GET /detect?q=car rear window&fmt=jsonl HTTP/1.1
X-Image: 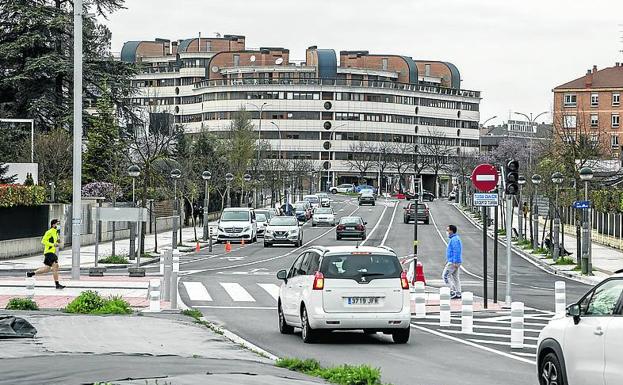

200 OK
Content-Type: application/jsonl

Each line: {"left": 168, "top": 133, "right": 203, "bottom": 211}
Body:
{"left": 256, "top": 213, "right": 267, "bottom": 222}
{"left": 340, "top": 217, "right": 362, "bottom": 224}
{"left": 320, "top": 254, "right": 402, "bottom": 280}
{"left": 269, "top": 217, "right": 298, "bottom": 226}
{"left": 315, "top": 208, "right": 332, "bottom": 214}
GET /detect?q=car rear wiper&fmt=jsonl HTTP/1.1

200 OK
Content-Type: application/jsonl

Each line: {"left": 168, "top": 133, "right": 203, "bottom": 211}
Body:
{"left": 359, "top": 273, "right": 386, "bottom": 277}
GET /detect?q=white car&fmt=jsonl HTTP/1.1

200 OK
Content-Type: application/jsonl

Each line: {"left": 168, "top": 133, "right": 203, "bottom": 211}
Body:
{"left": 316, "top": 193, "right": 331, "bottom": 207}
{"left": 330, "top": 184, "right": 355, "bottom": 194}
{"left": 537, "top": 274, "right": 623, "bottom": 385}
{"left": 216, "top": 208, "right": 257, "bottom": 243}
{"left": 264, "top": 216, "right": 303, "bottom": 247}
{"left": 303, "top": 194, "right": 321, "bottom": 209}
{"left": 312, "top": 207, "right": 336, "bottom": 227}
{"left": 276, "top": 245, "right": 411, "bottom": 344}
{"left": 256, "top": 213, "right": 269, "bottom": 237}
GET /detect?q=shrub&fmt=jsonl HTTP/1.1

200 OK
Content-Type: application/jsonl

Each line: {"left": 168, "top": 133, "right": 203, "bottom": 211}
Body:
{"left": 65, "top": 290, "right": 132, "bottom": 315}
{"left": 276, "top": 357, "right": 385, "bottom": 385}
{"left": 98, "top": 255, "right": 129, "bottom": 264}
{"left": 555, "top": 257, "right": 575, "bottom": 265}
{"left": 181, "top": 309, "right": 203, "bottom": 320}
{"left": 6, "top": 297, "right": 39, "bottom": 311}
{"left": 0, "top": 185, "right": 46, "bottom": 207}
{"left": 94, "top": 295, "right": 132, "bottom": 315}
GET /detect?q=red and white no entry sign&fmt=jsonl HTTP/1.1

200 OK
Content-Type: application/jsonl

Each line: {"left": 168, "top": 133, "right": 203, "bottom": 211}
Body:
{"left": 471, "top": 163, "right": 499, "bottom": 192}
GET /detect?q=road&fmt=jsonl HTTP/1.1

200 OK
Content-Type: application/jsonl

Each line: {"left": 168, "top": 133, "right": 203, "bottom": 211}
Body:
{"left": 175, "top": 195, "right": 592, "bottom": 385}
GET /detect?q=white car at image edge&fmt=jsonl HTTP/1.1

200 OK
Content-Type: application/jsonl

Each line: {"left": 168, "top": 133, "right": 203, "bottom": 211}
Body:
{"left": 276, "top": 245, "right": 411, "bottom": 344}
{"left": 536, "top": 274, "right": 623, "bottom": 385}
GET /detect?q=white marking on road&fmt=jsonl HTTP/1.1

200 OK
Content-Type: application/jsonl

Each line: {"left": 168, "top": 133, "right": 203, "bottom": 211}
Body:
{"left": 411, "top": 324, "right": 535, "bottom": 365}
{"left": 195, "top": 305, "right": 276, "bottom": 310}
{"left": 183, "top": 282, "right": 212, "bottom": 301}
{"left": 445, "top": 329, "right": 539, "bottom": 341}
{"left": 220, "top": 282, "right": 255, "bottom": 302}
{"left": 360, "top": 204, "right": 388, "bottom": 246}
{"left": 257, "top": 283, "right": 280, "bottom": 300}
{"left": 380, "top": 199, "right": 400, "bottom": 246}
{"left": 219, "top": 256, "right": 245, "bottom": 261}
{"left": 467, "top": 338, "right": 537, "bottom": 349}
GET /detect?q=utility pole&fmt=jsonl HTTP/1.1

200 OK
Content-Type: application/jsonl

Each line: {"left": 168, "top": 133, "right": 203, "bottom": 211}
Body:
{"left": 71, "top": 0, "right": 83, "bottom": 280}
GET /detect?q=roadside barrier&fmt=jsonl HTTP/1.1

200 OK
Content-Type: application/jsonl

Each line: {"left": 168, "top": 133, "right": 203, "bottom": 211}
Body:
{"left": 25, "top": 278, "right": 35, "bottom": 298}
{"left": 414, "top": 281, "right": 426, "bottom": 318}
{"left": 159, "top": 247, "right": 168, "bottom": 275}
{"left": 225, "top": 241, "right": 232, "bottom": 252}
{"left": 511, "top": 302, "right": 524, "bottom": 349}
{"left": 163, "top": 248, "right": 173, "bottom": 301}
{"left": 149, "top": 279, "right": 161, "bottom": 312}
{"left": 415, "top": 262, "right": 426, "bottom": 284}
{"left": 555, "top": 281, "right": 566, "bottom": 315}
{"left": 439, "top": 287, "right": 451, "bottom": 327}
{"left": 170, "top": 249, "right": 180, "bottom": 310}
{"left": 461, "top": 292, "right": 474, "bottom": 333}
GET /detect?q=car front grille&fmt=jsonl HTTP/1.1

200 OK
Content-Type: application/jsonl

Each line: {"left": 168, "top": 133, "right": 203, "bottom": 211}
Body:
{"left": 274, "top": 231, "right": 288, "bottom": 236}
{"left": 224, "top": 227, "right": 244, "bottom": 233}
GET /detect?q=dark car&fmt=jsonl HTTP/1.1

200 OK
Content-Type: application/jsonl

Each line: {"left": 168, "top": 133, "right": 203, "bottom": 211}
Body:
{"left": 403, "top": 203, "right": 430, "bottom": 224}
{"left": 358, "top": 191, "right": 376, "bottom": 206}
{"left": 294, "top": 203, "right": 310, "bottom": 222}
{"left": 405, "top": 190, "right": 435, "bottom": 202}
{"left": 336, "top": 216, "right": 367, "bottom": 240}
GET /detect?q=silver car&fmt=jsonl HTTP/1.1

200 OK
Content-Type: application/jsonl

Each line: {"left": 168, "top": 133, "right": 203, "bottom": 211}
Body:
{"left": 264, "top": 216, "right": 303, "bottom": 247}
{"left": 312, "top": 207, "right": 336, "bottom": 227}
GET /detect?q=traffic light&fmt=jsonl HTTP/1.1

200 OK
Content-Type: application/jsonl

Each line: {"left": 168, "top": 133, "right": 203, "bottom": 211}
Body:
{"left": 505, "top": 160, "right": 519, "bottom": 195}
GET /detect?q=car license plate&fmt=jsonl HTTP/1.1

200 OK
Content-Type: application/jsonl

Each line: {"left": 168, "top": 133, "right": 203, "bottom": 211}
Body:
{"left": 346, "top": 297, "right": 379, "bottom": 305}
{"left": 346, "top": 226, "right": 355, "bottom": 230}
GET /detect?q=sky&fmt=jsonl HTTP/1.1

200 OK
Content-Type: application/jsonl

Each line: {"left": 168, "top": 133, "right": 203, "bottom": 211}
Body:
{"left": 102, "top": 0, "right": 623, "bottom": 125}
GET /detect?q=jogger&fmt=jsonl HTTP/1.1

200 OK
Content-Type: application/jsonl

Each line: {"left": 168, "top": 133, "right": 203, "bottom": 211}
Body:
{"left": 27, "top": 219, "right": 65, "bottom": 289}
{"left": 444, "top": 224, "right": 462, "bottom": 299}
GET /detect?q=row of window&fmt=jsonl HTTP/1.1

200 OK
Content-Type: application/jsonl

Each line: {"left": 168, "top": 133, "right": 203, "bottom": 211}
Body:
{"left": 564, "top": 92, "right": 621, "bottom": 107}
{"left": 563, "top": 113, "right": 620, "bottom": 129}
{"left": 255, "top": 151, "right": 471, "bottom": 163}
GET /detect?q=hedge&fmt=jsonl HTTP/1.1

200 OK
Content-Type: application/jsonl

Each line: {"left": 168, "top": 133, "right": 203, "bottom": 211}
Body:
{"left": 0, "top": 185, "right": 46, "bottom": 208}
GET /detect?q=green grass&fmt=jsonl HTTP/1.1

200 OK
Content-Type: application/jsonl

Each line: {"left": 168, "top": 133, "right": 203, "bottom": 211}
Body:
{"left": 182, "top": 308, "right": 203, "bottom": 320}
{"left": 5, "top": 297, "right": 39, "bottom": 311}
{"left": 98, "top": 255, "right": 129, "bottom": 264}
{"left": 497, "top": 229, "right": 506, "bottom": 236}
{"left": 573, "top": 265, "right": 582, "bottom": 271}
{"left": 516, "top": 238, "right": 532, "bottom": 247}
{"left": 534, "top": 247, "right": 549, "bottom": 255}
{"left": 276, "top": 357, "right": 387, "bottom": 385}
{"left": 64, "top": 291, "right": 132, "bottom": 315}
{"left": 555, "top": 257, "right": 576, "bottom": 265}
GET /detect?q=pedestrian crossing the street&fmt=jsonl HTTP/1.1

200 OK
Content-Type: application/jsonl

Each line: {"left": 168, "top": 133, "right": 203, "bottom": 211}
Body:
{"left": 181, "top": 280, "right": 280, "bottom": 307}
{"left": 411, "top": 308, "right": 553, "bottom": 361}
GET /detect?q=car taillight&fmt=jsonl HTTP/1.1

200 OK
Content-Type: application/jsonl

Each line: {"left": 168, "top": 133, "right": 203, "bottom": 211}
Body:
{"left": 400, "top": 271, "right": 409, "bottom": 290}
{"left": 313, "top": 271, "right": 324, "bottom": 290}
{"left": 355, "top": 224, "right": 364, "bottom": 231}
{"left": 337, "top": 224, "right": 345, "bottom": 230}
{"left": 425, "top": 208, "right": 429, "bottom": 214}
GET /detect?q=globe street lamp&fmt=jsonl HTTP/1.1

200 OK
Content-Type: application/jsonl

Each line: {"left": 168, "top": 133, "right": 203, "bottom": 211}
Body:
{"left": 127, "top": 165, "right": 141, "bottom": 259}
{"left": 531, "top": 174, "right": 542, "bottom": 250}
{"left": 518, "top": 175, "right": 526, "bottom": 240}
{"left": 128, "top": 165, "right": 140, "bottom": 205}
{"left": 242, "top": 173, "right": 252, "bottom": 207}
{"left": 225, "top": 173, "right": 234, "bottom": 208}
{"left": 170, "top": 168, "right": 182, "bottom": 248}
{"left": 258, "top": 174, "right": 265, "bottom": 207}
{"left": 202, "top": 171, "right": 212, "bottom": 250}
{"left": 579, "top": 167, "right": 594, "bottom": 275}
{"left": 551, "top": 172, "right": 564, "bottom": 261}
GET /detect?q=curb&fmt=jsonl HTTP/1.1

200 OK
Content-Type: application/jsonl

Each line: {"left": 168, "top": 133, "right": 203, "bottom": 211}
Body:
{"left": 454, "top": 204, "right": 601, "bottom": 286}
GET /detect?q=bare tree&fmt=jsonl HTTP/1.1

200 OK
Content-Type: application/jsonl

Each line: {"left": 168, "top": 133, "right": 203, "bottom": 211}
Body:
{"left": 372, "top": 141, "right": 392, "bottom": 194}
{"left": 388, "top": 142, "right": 414, "bottom": 193}
{"left": 345, "top": 141, "right": 376, "bottom": 184}
{"left": 422, "top": 129, "right": 454, "bottom": 196}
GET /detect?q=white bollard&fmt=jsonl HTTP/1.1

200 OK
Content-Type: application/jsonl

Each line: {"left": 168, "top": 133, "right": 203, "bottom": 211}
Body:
{"left": 159, "top": 247, "right": 168, "bottom": 275}
{"left": 163, "top": 249, "right": 173, "bottom": 301}
{"left": 25, "top": 278, "right": 35, "bottom": 298}
{"left": 461, "top": 292, "right": 473, "bottom": 333}
{"left": 555, "top": 281, "right": 566, "bottom": 315}
{"left": 170, "top": 250, "right": 180, "bottom": 310}
{"left": 439, "top": 287, "right": 451, "bottom": 327}
{"left": 511, "top": 301, "right": 524, "bottom": 349}
{"left": 149, "top": 279, "right": 161, "bottom": 312}
{"left": 414, "top": 281, "right": 426, "bottom": 318}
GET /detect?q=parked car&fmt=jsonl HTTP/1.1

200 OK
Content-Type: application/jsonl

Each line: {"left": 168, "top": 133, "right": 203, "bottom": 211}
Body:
{"left": 264, "top": 216, "right": 303, "bottom": 247}
{"left": 294, "top": 201, "right": 311, "bottom": 222}
{"left": 358, "top": 190, "right": 376, "bottom": 206}
{"left": 448, "top": 190, "right": 456, "bottom": 201}
{"left": 336, "top": 216, "right": 367, "bottom": 240}
{"left": 403, "top": 202, "right": 430, "bottom": 224}
{"left": 303, "top": 194, "right": 321, "bottom": 209}
{"left": 536, "top": 274, "right": 623, "bottom": 385}
{"left": 405, "top": 190, "right": 435, "bottom": 202}
{"left": 330, "top": 184, "right": 355, "bottom": 194}
{"left": 256, "top": 213, "right": 269, "bottom": 237}
{"left": 276, "top": 245, "right": 411, "bottom": 343}
{"left": 216, "top": 208, "right": 258, "bottom": 243}
{"left": 316, "top": 192, "right": 331, "bottom": 207}
{"left": 355, "top": 184, "right": 377, "bottom": 194}
{"left": 312, "top": 207, "right": 336, "bottom": 227}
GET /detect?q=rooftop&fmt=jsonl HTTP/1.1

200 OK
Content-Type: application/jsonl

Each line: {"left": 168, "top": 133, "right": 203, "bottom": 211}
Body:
{"left": 554, "top": 63, "right": 623, "bottom": 90}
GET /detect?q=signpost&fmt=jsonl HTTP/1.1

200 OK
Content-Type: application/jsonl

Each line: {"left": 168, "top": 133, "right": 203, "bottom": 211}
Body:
{"left": 573, "top": 200, "right": 590, "bottom": 209}
{"left": 471, "top": 164, "right": 499, "bottom": 309}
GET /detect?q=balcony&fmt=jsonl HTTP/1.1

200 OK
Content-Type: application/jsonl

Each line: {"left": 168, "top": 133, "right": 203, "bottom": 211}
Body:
{"left": 180, "top": 67, "right": 206, "bottom": 77}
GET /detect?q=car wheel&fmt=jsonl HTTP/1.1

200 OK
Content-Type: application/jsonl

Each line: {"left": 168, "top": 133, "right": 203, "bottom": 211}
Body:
{"left": 253, "top": 235, "right": 258, "bottom": 243}
{"left": 301, "top": 306, "right": 317, "bottom": 343}
{"left": 330, "top": 189, "right": 337, "bottom": 194}
{"left": 539, "top": 352, "right": 564, "bottom": 385}
{"left": 424, "top": 219, "right": 430, "bottom": 225}
{"left": 363, "top": 329, "right": 376, "bottom": 335}
{"left": 312, "top": 223, "right": 316, "bottom": 227}
{"left": 403, "top": 217, "right": 409, "bottom": 224}
{"left": 278, "top": 302, "right": 294, "bottom": 334}
{"left": 392, "top": 328, "right": 410, "bottom": 344}
{"left": 336, "top": 235, "right": 341, "bottom": 240}
{"left": 372, "top": 202, "right": 375, "bottom": 206}
{"left": 361, "top": 233, "right": 366, "bottom": 240}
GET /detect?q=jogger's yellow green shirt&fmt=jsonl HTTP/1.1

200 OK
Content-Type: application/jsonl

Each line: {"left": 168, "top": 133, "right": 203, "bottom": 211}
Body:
{"left": 41, "top": 228, "right": 58, "bottom": 254}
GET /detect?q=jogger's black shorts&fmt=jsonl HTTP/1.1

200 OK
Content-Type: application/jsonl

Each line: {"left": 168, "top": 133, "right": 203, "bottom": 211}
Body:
{"left": 43, "top": 253, "right": 58, "bottom": 267}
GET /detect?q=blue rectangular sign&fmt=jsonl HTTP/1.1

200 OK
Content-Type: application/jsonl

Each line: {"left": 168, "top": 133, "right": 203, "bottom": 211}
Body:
{"left": 573, "top": 200, "right": 590, "bottom": 209}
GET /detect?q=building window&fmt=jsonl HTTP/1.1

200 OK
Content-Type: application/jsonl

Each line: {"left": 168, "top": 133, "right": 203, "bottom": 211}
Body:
{"left": 590, "top": 134, "right": 598, "bottom": 143}
{"left": 611, "top": 134, "right": 619, "bottom": 148}
{"left": 613, "top": 93, "right": 621, "bottom": 106}
{"left": 591, "top": 114, "right": 599, "bottom": 128}
{"left": 233, "top": 54, "right": 240, "bottom": 67}
{"left": 612, "top": 114, "right": 620, "bottom": 128}
{"left": 381, "top": 58, "right": 388, "bottom": 71}
{"left": 591, "top": 93, "right": 599, "bottom": 107}
{"left": 563, "top": 115, "right": 577, "bottom": 129}
{"left": 563, "top": 94, "right": 577, "bottom": 107}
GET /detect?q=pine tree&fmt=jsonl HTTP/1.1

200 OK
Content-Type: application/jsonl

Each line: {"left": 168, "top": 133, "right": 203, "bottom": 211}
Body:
{"left": 0, "top": 163, "right": 17, "bottom": 184}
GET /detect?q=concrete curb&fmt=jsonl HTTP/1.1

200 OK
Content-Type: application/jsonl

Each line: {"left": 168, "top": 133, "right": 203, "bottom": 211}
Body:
{"left": 453, "top": 204, "right": 602, "bottom": 286}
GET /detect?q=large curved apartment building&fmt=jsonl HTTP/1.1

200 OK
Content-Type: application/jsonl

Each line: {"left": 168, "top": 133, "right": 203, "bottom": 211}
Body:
{"left": 121, "top": 34, "right": 481, "bottom": 194}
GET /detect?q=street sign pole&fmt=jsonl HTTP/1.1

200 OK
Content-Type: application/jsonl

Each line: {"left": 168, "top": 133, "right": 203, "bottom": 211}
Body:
{"left": 505, "top": 193, "right": 513, "bottom": 305}
{"left": 482, "top": 206, "right": 488, "bottom": 308}
{"left": 493, "top": 188, "right": 499, "bottom": 303}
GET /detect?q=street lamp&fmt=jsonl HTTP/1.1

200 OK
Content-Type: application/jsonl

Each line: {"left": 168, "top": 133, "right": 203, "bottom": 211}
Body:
{"left": 258, "top": 174, "right": 265, "bottom": 207}
{"left": 243, "top": 173, "right": 252, "bottom": 207}
{"left": 128, "top": 165, "right": 140, "bottom": 205}
{"left": 170, "top": 168, "right": 182, "bottom": 248}
{"left": 513, "top": 111, "right": 549, "bottom": 168}
{"left": 127, "top": 165, "right": 140, "bottom": 259}
{"left": 225, "top": 172, "right": 234, "bottom": 208}
{"left": 478, "top": 115, "right": 497, "bottom": 153}
{"left": 248, "top": 102, "right": 270, "bottom": 208}
{"left": 518, "top": 175, "right": 526, "bottom": 240}
{"left": 579, "top": 167, "right": 594, "bottom": 275}
{"left": 202, "top": 171, "right": 212, "bottom": 250}
{"left": 531, "top": 174, "right": 542, "bottom": 249}
{"left": 551, "top": 172, "right": 564, "bottom": 261}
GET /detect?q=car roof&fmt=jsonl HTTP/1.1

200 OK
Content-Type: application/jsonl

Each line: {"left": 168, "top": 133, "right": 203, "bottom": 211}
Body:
{"left": 223, "top": 207, "right": 253, "bottom": 212}
{"left": 340, "top": 216, "right": 362, "bottom": 221}
{"left": 309, "top": 245, "right": 396, "bottom": 257}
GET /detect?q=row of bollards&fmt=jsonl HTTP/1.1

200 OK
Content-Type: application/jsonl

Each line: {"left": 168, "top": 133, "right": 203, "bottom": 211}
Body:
{"left": 148, "top": 247, "right": 180, "bottom": 312}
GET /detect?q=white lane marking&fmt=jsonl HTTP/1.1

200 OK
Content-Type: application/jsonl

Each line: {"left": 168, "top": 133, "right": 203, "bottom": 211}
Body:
{"left": 411, "top": 324, "right": 535, "bottom": 365}
{"left": 380, "top": 200, "right": 400, "bottom": 246}
{"left": 220, "top": 282, "right": 255, "bottom": 302}
{"left": 467, "top": 338, "right": 537, "bottom": 349}
{"left": 257, "top": 283, "right": 280, "bottom": 300}
{"left": 196, "top": 305, "right": 276, "bottom": 310}
{"left": 445, "top": 329, "right": 539, "bottom": 341}
{"left": 360, "top": 204, "right": 388, "bottom": 246}
{"left": 183, "top": 282, "right": 213, "bottom": 301}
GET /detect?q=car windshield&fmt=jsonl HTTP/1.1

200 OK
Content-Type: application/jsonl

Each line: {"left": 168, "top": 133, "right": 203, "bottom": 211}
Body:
{"left": 340, "top": 217, "right": 362, "bottom": 224}
{"left": 315, "top": 208, "right": 332, "bottom": 214}
{"left": 255, "top": 210, "right": 271, "bottom": 219}
{"left": 256, "top": 213, "right": 267, "bottom": 222}
{"left": 220, "top": 211, "right": 250, "bottom": 221}
{"left": 317, "top": 193, "right": 328, "bottom": 198}
{"left": 304, "top": 196, "right": 319, "bottom": 203}
{"left": 361, "top": 191, "right": 374, "bottom": 196}
{"left": 321, "top": 254, "right": 402, "bottom": 279}
{"left": 269, "top": 217, "right": 298, "bottom": 226}
{"left": 294, "top": 204, "right": 306, "bottom": 211}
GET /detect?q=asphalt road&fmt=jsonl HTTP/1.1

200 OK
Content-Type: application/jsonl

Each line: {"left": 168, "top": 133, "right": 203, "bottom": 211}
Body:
{"left": 176, "top": 195, "right": 593, "bottom": 385}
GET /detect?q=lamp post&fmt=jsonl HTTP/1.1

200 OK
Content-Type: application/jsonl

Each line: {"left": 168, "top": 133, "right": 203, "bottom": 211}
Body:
{"left": 258, "top": 174, "right": 265, "bottom": 207}
{"left": 513, "top": 111, "right": 549, "bottom": 168}
{"left": 225, "top": 173, "right": 234, "bottom": 208}
{"left": 551, "top": 172, "right": 564, "bottom": 261}
{"left": 202, "top": 171, "right": 212, "bottom": 250}
{"left": 170, "top": 168, "right": 181, "bottom": 249}
{"left": 478, "top": 115, "right": 497, "bottom": 154}
{"left": 243, "top": 173, "right": 252, "bottom": 207}
{"left": 248, "top": 102, "right": 269, "bottom": 208}
{"left": 579, "top": 167, "right": 594, "bottom": 275}
{"left": 518, "top": 175, "right": 526, "bottom": 241}
{"left": 127, "top": 165, "right": 140, "bottom": 260}
{"left": 531, "top": 174, "right": 542, "bottom": 250}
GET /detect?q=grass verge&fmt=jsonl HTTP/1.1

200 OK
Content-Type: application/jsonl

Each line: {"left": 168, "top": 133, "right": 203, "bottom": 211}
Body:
{"left": 555, "top": 256, "right": 576, "bottom": 265}
{"left": 276, "top": 357, "right": 388, "bottom": 385}
{"left": 181, "top": 308, "right": 224, "bottom": 335}
{"left": 98, "top": 255, "right": 129, "bottom": 264}
{"left": 64, "top": 290, "right": 132, "bottom": 315}
{"left": 5, "top": 297, "right": 39, "bottom": 311}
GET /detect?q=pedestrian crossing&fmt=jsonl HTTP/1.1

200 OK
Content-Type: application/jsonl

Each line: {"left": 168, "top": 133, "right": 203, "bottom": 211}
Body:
{"left": 181, "top": 280, "right": 280, "bottom": 307}
{"left": 411, "top": 308, "right": 553, "bottom": 361}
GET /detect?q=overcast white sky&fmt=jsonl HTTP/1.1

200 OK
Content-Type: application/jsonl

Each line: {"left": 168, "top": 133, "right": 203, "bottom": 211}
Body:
{"left": 104, "top": 0, "right": 623, "bottom": 125}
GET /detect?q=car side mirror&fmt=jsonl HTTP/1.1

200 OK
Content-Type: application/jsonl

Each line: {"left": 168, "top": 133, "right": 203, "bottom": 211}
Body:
{"left": 277, "top": 269, "right": 288, "bottom": 282}
{"left": 567, "top": 303, "right": 581, "bottom": 324}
